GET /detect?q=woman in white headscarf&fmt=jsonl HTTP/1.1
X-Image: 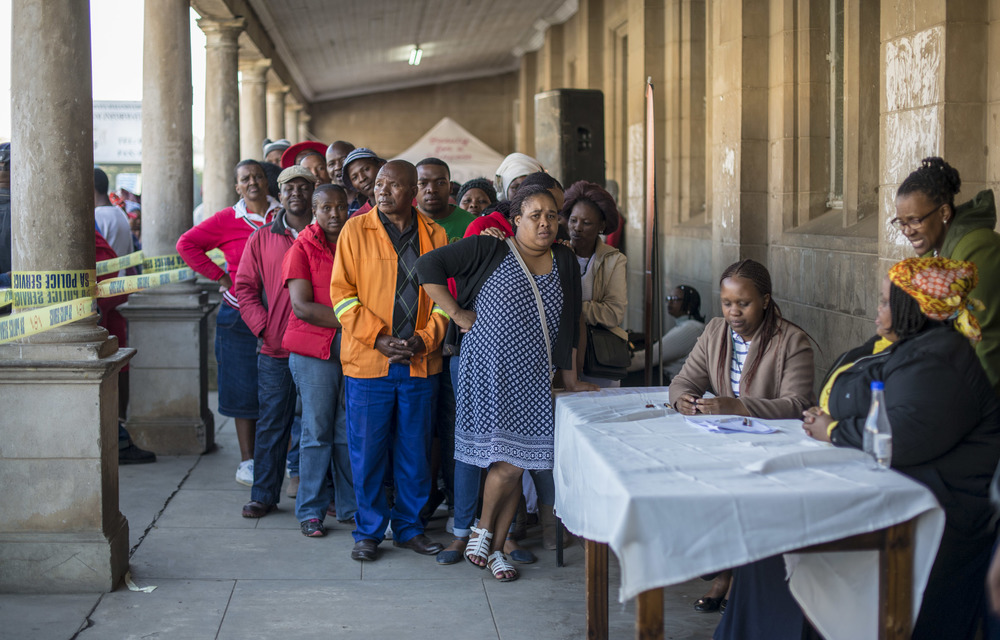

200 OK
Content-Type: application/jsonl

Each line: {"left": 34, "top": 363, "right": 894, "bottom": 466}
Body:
{"left": 494, "top": 153, "right": 544, "bottom": 202}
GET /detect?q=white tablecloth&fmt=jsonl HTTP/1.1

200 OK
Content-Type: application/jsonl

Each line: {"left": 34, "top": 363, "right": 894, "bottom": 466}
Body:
{"left": 553, "top": 388, "right": 945, "bottom": 640}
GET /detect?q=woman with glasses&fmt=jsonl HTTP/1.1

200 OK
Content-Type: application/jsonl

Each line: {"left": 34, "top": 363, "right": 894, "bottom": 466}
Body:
{"left": 628, "top": 284, "right": 706, "bottom": 383}
{"left": 893, "top": 157, "right": 1000, "bottom": 396}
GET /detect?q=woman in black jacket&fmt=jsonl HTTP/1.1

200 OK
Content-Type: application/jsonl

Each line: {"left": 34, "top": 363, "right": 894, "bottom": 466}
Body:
{"left": 803, "top": 256, "right": 1000, "bottom": 640}
{"left": 416, "top": 184, "right": 597, "bottom": 582}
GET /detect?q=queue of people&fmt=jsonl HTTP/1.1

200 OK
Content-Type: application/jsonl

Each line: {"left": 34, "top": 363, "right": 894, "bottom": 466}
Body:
{"left": 169, "top": 143, "right": 1000, "bottom": 637}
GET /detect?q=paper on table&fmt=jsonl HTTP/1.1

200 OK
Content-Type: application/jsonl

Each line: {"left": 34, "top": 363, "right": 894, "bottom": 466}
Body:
{"left": 684, "top": 415, "right": 777, "bottom": 434}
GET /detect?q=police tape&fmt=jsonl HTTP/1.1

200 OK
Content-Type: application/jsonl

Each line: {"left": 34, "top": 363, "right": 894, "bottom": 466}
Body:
{"left": 95, "top": 250, "right": 145, "bottom": 276}
{"left": 10, "top": 270, "right": 97, "bottom": 308}
{"left": 0, "top": 297, "right": 99, "bottom": 344}
{"left": 2, "top": 249, "right": 227, "bottom": 310}
{"left": 96, "top": 267, "right": 196, "bottom": 298}
{"left": 96, "top": 249, "right": 226, "bottom": 276}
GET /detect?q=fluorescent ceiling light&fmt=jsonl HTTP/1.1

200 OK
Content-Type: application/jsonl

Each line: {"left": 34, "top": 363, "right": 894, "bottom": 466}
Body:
{"left": 408, "top": 46, "right": 423, "bottom": 66}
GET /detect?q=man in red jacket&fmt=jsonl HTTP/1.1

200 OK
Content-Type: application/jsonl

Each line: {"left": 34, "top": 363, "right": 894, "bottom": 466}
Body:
{"left": 235, "top": 165, "right": 317, "bottom": 518}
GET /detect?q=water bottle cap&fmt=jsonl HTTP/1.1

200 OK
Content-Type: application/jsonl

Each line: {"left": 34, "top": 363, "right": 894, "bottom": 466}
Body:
{"left": 870, "top": 381, "right": 884, "bottom": 391}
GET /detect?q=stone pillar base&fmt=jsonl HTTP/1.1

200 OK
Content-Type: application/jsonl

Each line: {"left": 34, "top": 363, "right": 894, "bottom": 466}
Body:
{"left": 0, "top": 517, "right": 129, "bottom": 593}
{"left": 0, "top": 337, "right": 133, "bottom": 593}
{"left": 120, "top": 286, "right": 217, "bottom": 455}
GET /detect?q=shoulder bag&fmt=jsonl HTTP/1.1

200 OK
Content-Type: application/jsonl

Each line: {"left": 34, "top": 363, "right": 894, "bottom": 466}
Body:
{"left": 506, "top": 238, "right": 554, "bottom": 383}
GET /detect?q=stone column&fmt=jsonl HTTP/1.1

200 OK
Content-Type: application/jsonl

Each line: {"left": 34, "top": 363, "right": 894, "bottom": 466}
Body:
{"left": 0, "top": 0, "right": 132, "bottom": 593}
{"left": 267, "top": 84, "right": 288, "bottom": 141}
{"left": 285, "top": 100, "right": 302, "bottom": 144}
{"left": 298, "top": 111, "right": 312, "bottom": 143}
{"left": 239, "top": 58, "right": 270, "bottom": 160}
{"left": 121, "top": 0, "right": 215, "bottom": 455}
{"left": 198, "top": 16, "right": 245, "bottom": 221}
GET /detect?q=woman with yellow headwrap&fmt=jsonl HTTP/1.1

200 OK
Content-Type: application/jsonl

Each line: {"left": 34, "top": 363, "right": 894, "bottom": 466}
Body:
{"left": 802, "top": 256, "right": 1000, "bottom": 640}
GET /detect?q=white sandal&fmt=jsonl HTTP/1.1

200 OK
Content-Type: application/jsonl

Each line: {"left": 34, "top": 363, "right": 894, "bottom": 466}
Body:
{"left": 464, "top": 526, "right": 492, "bottom": 569}
{"left": 486, "top": 550, "right": 519, "bottom": 582}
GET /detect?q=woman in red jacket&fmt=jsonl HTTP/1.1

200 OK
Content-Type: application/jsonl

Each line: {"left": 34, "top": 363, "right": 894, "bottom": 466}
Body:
{"left": 176, "top": 160, "right": 279, "bottom": 486}
{"left": 281, "top": 184, "right": 356, "bottom": 537}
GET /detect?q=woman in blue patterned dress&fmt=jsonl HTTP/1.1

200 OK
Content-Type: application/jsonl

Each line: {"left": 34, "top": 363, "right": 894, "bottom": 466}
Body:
{"left": 417, "top": 184, "right": 598, "bottom": 581}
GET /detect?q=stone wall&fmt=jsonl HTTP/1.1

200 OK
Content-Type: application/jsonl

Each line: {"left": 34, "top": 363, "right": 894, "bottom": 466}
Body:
{"left": 516, "top": 0, "right": 1000, "bottom": 388}
{"left": 309, "top": 73, "right": 519, "bottom": 158}
{"left": 304, "top": 0, "right": 999, "bottom": 387}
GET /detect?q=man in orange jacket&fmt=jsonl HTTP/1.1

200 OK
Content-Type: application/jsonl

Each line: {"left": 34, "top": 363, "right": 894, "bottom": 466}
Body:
{"left": 330, "top": 160, "right": 449, "bottom": 562}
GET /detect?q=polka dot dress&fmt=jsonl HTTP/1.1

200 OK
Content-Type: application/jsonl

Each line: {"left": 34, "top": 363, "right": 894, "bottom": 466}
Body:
{"left": 455, "top": 251, "right": 562, "bottom": 470}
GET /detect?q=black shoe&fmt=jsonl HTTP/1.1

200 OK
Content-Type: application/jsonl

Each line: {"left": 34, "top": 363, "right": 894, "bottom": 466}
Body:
{"left": 693, "top": 597, "right": 722, "bottom": 613}
{"left": 119, "top": 443, "right": 156, "bottom": 465}
{"left": 351, "top": 539, "right": 378, "bottom": 561}
{"left": 393, "top": 533, "right": 444, "bottom": 555}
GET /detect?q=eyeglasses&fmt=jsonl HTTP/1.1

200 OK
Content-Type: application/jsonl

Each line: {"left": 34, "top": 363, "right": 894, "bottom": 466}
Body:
{"left": 665, "top": 296, "right": 682, "bottom": 301}
{"left": 890, "top": 204, "right": 943, "bottom": 231}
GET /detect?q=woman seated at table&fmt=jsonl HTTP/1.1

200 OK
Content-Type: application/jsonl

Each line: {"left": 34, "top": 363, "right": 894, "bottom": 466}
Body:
{"left": 668, "top": 259, "right": 815, "bottom": 620}
{"left": 416, "top": 184, "right": 598, "bottom": 582}
{"left": 803, "top": 257, "right": 1000, "bottom": 640}
{"left": 669, "top": 259, "right": 815, "bottom": 418}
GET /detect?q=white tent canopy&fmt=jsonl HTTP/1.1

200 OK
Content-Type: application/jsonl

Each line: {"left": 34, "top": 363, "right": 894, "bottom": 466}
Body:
{"left": 393, "top": 117, "right": 505, "bottom": 186}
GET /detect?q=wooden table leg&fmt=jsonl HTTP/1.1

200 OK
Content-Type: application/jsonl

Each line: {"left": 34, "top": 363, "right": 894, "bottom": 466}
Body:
{"left": 636, "top": 588, "right": 664, "bottom": 640}
{"left": 880, "top": 519, "right": 914, "bottom": 640}
{"left": 585, "top": 539, "right": 609, "bottom": 640}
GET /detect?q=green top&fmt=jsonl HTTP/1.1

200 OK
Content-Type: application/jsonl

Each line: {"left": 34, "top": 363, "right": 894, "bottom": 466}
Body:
{"left": 431, "top": 206, "right": 476, "bottom": 244}
{"left": 940, "top": 189, "right": 1000, "bottom": 396}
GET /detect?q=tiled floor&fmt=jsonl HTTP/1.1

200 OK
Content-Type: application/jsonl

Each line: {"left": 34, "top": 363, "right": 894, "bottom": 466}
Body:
{"left": 1, "top": 399, "right": 721, "bottom": 640}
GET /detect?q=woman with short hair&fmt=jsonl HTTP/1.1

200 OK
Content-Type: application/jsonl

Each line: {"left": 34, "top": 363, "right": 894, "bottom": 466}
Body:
{"left": 417, "top": 184, "right": 598, "bottom": 582}
{"left": 894, "top": 157, "right": 1000, "bottom": 396}
{"left": 629, "top": 285, "right": 706, "bottom": 382}
{"left": 176, "top": 159, "right": 280, "bottom": 486}
{"left": 562, "top": 180, "right": 627, "bottom": 389}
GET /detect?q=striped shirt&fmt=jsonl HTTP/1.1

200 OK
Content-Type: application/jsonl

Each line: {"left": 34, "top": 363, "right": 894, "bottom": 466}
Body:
{"left": 730, "top": 329, "right": 751, "bottom": 397}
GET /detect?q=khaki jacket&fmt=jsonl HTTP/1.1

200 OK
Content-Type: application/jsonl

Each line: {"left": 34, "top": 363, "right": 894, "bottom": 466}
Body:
{"left": 583, "top": 238, "right": 627, "bottom": 329}
{"left": 669, "top": 316, "right": 815, "bottom": 419}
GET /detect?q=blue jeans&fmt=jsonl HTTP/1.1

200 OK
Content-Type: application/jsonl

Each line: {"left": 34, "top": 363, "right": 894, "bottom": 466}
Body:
{"left": 346, "top": 363, "right": 438, "bottom": 544}
{"left": 289, "top": 346, "right": 356, "bottom": 523}
{"left": 251, "top": 354, "right": 297, "bottom": 505}
{"left": 450, "top": 355, "right": 481, "bottom": 538}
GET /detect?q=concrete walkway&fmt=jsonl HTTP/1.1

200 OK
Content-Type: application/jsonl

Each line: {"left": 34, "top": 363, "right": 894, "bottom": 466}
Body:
{"left": 1, "top": 399, "right": 720, "bottom": 639}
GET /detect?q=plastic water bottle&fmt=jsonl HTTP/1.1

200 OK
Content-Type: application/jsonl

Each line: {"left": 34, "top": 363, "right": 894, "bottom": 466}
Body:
{"left": 863, "top": 381, "right": 892, "bottom": 470}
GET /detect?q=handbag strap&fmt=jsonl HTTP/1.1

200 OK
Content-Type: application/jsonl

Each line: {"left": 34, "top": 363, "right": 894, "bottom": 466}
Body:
{"left": 506, "top": 238, "right": 553, "bottom": 375}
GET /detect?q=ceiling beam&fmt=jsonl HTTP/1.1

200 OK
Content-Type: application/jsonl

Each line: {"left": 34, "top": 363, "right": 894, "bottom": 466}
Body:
{"left": 190, "top": 0, "right": 309, "bottom": 107}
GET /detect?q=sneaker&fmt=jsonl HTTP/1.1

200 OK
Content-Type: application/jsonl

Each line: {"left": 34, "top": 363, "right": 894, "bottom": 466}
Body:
{"left": 119, "top": 443, "right": 156, "bottom": 465}
{"left": 286, "top": 475, "right": 300, "bottom": 498}
{"left": 235, "top": 460, "right": 253, "bottom": 487}
{"left": 300, "top": 518, "right": 326, "bottom": 537}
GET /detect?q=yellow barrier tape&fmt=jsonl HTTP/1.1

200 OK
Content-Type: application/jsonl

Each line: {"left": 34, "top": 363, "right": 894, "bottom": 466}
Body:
{"left": 0, "top": 297, "right": 99, "bottom": 344}
{"left": 143, "top": 254, "right": 188, "bottom": 273}
{"left": 0, "top": 288, "right": 11, "bottom": 308}
{"left": 11, "top": 270, "right": 97, "bottom": 309}
{"left": 96, "top": 250, "right": 145, "bottom": 276}
{"left": 96, "top": 267, "right": 196, "bottom": 298}
{"left": 97, "top": 249, "right": 225, "bottom": 276}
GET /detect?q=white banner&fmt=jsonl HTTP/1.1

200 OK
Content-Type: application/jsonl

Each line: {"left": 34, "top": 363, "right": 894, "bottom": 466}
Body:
{"left": 93, "top": 100, "right": 142, "bottom": 163}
